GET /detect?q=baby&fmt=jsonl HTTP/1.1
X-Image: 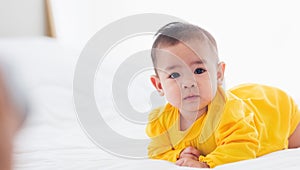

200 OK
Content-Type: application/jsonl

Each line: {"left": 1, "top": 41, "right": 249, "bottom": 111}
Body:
{"left": 146, "top": 22, "right": 300, "bottom": 168}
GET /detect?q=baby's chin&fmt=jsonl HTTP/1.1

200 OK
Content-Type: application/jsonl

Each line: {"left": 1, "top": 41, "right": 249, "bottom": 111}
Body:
{"left": 179, "top": 103, "right": 208, "bottom": 113}
{"left": 169, "top": 99, "right": 209, "bottom": 112}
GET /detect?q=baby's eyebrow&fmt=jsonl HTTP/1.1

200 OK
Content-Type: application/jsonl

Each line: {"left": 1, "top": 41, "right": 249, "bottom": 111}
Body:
{"left": 190, "top": 59, "right": 206, "bottom": 65}
{"left": 164, "top": 59, "right": 206, "bottom": 71}
{"left": 165, "top": 65, "right": 181, "bottom": 71}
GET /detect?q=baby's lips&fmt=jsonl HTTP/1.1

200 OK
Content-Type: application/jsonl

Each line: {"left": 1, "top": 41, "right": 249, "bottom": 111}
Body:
{"left": 183, "top": 94, "right": 200, "bottom": 100}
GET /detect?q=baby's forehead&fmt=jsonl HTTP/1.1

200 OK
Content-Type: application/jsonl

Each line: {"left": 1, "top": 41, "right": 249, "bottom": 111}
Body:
{"left": 156, "top": 40, "right": 217, "bottom": 62}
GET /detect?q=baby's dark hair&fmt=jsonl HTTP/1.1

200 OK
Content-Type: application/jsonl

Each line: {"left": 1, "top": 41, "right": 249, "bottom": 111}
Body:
{"left": 151, "top": 22, "right": 218, "bottom": 72}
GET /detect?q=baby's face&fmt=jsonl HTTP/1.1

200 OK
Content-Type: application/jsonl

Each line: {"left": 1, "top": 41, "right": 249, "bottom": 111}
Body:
{"left": 153, "top": 40, "right": 223, "bottom": 113}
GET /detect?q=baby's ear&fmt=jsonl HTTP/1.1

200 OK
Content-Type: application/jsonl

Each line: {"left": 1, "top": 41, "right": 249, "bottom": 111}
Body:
{"left": 217, "top": 62, "right": 226, "bottom": 85}
{"left": 150, "top": 75, "right": 164, "bottom": 96}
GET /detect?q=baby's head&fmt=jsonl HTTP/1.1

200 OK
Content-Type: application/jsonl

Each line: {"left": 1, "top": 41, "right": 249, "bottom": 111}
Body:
{"left": 150, "top": 22, "right": 225, "bottom": 113}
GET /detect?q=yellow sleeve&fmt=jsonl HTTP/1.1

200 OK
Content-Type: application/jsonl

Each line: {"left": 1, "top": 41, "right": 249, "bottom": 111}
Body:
{"left": 146, "top": 107, "right": 183, "bottom": 162}
{"left": 289, "top": 97, "right": 300, "bottom": 136}
{"left": 199, "top": 100, "right": 259, "bottom": 168}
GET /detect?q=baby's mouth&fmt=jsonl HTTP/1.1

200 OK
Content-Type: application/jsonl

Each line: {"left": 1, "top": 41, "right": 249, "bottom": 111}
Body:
{"left": 183, "top": 95, "right": 200, "bottom": 101}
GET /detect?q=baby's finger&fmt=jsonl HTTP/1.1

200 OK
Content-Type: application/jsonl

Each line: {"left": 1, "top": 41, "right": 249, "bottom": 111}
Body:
{"left": 180, "top": 153, "right": 198, "bottom": 160}
{"left": 175, "top": 159, "right": 183, "bottom": 166}
{"left": 182, "top": 146, "right": 201, "bottom": 157}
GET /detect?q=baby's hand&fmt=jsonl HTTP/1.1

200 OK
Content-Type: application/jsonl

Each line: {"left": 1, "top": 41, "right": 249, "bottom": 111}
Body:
{"left": 176, "top": 157, "right": 209, "bottom": 168}
{"left": 179, "top": 146, "right": 201, "bottom": 160}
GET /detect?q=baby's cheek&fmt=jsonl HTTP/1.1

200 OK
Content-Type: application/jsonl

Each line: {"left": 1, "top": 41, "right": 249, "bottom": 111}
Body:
{"left": 165, "top": 86, "right": 182, "bottom": 107}
{"left": 197, "top": 81, "right": 215, "bottom": 101}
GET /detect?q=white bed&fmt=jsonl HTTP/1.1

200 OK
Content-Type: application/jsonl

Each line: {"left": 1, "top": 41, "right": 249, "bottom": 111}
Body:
{"left": 1, "top": 37, "right": 300, "bottom": 170}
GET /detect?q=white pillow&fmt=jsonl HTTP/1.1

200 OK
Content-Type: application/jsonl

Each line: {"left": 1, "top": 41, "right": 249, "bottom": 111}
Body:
{"left": 0, "top": 36, "right": 80, "bottom": 90}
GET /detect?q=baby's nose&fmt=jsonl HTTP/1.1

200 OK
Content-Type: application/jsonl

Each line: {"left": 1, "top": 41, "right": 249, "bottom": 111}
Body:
{"left": 181, "top": 80, "right": 197, "bottom": 89}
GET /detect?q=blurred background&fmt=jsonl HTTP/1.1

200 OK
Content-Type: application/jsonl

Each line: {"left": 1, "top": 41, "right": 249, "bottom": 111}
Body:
{"left": 1, "top": 0, "right": 300, "bottom": 98}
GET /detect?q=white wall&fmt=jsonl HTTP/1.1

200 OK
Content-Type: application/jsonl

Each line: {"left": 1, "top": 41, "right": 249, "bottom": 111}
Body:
{"left": 90, "top": 0, "right": 300, "bottom": 98}
{"left": 0, "top": 0, "right": 46, "bottom": 36}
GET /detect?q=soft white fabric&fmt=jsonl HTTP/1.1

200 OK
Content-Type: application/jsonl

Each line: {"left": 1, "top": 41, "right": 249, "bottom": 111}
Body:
{"left": 0, "top": 37, "right": 299, "bottom": 170}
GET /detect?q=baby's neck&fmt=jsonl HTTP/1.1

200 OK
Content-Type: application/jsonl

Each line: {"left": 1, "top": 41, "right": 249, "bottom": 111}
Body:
{"left": 179, "top": 107, "right": 207, "bottom": 131}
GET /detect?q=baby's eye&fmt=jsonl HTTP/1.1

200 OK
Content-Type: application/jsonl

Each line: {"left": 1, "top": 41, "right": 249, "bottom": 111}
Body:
{"left": 169, "top": 72, "right": 180, "bottom": 79}
{"left": 194, "top": 68, "right": 206, "bottom": 74}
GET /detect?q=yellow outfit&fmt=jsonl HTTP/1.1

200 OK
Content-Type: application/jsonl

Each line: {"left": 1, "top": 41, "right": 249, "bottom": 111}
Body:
{"left": 146, "top": 83, "right": 300, "bottom": 168}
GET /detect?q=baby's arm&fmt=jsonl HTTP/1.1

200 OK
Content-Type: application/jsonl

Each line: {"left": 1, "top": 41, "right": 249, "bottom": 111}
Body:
{"left": 146, "top": 107, "right": 189, "bottom": 162}
{"left": 146, "top": 121, "right": 183, "bottom": 162}
{"left": 200, "top": 106, "right": 259, "bottom": 168}
{"left": 148, "top": 146, "right": 183, "bottom": 162}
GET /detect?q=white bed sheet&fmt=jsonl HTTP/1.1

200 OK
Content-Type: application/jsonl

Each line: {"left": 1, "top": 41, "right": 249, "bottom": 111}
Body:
{"left": 0, "top": 37, "right": 300, "bottom": 170}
